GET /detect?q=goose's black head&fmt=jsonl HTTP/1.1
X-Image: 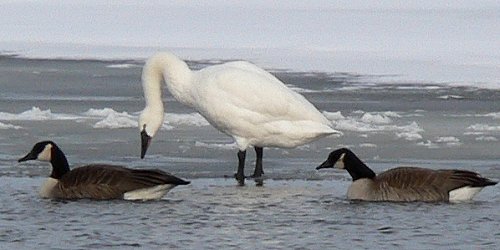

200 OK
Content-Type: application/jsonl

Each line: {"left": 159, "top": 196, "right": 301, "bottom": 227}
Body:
{"left": 317, "top": 148, "right": 376, "bottom": 181}
{"left": 316, "top": 148, "right": 352, "bottom": 170}
{"left": 18, "top": 141, "right": 70, "bottom": 179}
{"left": 18, "top": 141, "right": 56, "bottom": 162}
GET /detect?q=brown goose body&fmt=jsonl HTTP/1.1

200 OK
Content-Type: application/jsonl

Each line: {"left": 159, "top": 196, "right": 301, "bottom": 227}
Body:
{"left": 19, "top": 141, "right": 190, "bottom": 200}
{"left": 318, "top": 148, "right": 497, "bottom": 202}
{"left": 347, "top": 167, "right": 495, "bottom": 202}
{"left": 41, "top": 164, "right": 188, "bottom": 200}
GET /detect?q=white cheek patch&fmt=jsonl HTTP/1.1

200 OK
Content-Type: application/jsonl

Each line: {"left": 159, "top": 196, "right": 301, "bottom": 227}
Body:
{"left": 335, "top": 153, "right": 346, "bottom": 169}
{"left": 37, "top": 144, "right": 53, "bottom": 161}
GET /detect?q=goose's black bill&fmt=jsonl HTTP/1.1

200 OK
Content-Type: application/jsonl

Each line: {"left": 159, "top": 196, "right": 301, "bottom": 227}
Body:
{"left": 316, "top": 160, "right": 332, "bottom": 170}
{"left": 18, "top": 152, "right": 36, "bottom": 162}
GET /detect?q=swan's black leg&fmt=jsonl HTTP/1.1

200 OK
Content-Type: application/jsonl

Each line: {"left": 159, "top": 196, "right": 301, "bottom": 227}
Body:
{"left": 234, "top": 150, "right": 246, "bottom": 186}
{"left": 253, "top": 147, "right": 264, "bottom": 177}
{"left": 253, "top": 147, "right": 264, "bottom": 186}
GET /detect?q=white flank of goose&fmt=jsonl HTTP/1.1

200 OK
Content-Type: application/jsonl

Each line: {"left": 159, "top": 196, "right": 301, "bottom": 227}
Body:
{"left": 138, "top": 52, "right": 341, "bottom": 185}
{"left": 317, "top": 148, "right": 497, "bottom": 202}
{"left": 18, "top": 141, "right": 190, "bottom": 200}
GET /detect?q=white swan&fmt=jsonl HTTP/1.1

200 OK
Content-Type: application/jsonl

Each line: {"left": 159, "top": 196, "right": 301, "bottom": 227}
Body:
{"left": 139, "top": 52, "right": 341, "bottom": 185}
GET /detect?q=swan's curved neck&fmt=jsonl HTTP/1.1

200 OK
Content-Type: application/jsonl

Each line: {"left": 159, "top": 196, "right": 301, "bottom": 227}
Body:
{"left": 142, "top": 53, "right": 194, "bottom": 109}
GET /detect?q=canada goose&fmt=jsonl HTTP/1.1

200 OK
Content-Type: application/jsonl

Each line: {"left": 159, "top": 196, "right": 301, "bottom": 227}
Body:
{"left": 317, "top": 148, "right": 497, "bottom": 202}
{"left": 139, "top": 52, "right": 340, "bottom": 185}
{"left": 18, "top": 141, "right": 190, "bottom": 200}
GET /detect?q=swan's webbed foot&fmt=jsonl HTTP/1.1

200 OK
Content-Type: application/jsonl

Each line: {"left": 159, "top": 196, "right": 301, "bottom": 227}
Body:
{"left": 234, "top": 172, "right": 245, "bottom": 186}
{"left": 249, "top": 174, "right": 264, "bottom": 186}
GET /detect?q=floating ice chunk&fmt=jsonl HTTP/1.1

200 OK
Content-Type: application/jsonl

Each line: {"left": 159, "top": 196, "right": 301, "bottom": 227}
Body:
{"left": 435, "top": 136, "right": 462, "bottom": 146}
{"left": 0, "top": 107, "right": 53, "bottom": 120}
{"left": 380, "top": 111, "right": 401, "bottom": 118}
{"left": 194, "top": 141, "right": 237, "bottom": 150}
{"left": 0, "top": 122, "right": 21, "bottom": 129}
{"left": 359, "top": 143, "right": 377, "bottom": 148}
{"left": 447, "top": 112, "right": 500, "bottom": 119}
{"left": 393, "top": 122, "right": 424, "bottom": 141}
{"left": 394, "top": 122, "right": 423, "bottom": 141}
{"left": 417, "top": 140, "right": 439, "bottom": 148}
{"left": 467, "top": 124, "right": 500, "bottom": 131}
{"left": 333, "top": 118, "right": 376, "bottom": 132}
{"left": 106, "top": 63, "right": 139, "bottom": 69}
{"left": 330, "top": 111, "right": 382, "bottom": 132}
{"left": 0, "top": 107, "right": 79, "bottom": 121}
{"left": 475, "top": 136, "right": 498, "bottom": 142}
{"left": 85, "top": 108, "right": 138, "bottom": 128}
{"left": 285, "top": 84, "right": 319, "bottom": 93}
{"left": 85, "top": 108, "right": 208, "bottom": 128}
{"left": 464, "top": 131, "right": 484, "bottom": 135}
{"left": 92, "top": 113, "right": 173, "bottom": 130}
{"left": 483, "top": 112, "right": 500, "bottom": 119}
{"left": 360, "top": 113, "right": 392, "bottom": 124}
{"left": 436, "top": 136, "right": 460, "bottom": 143}
{"left": 83, "top": 108, "right": 134, "bottom": 118}
{"left": 165, "top": 113, "right": 209, "bottom": 127}
{"left": 327, "top": 110, "right": 423, "bottom": 138}
{"left": 438, "top": 95, "right": 464, "bottom": 100}
{"left": 396, "top": 132, "right": 423, "bottom": 141}
{"left": 93, "top": 113, "right": 137, "bottom": 129}
{"left": 401, "top": 121, "right": 423, "bottom": 131}
{"left": 322, "top": 111, "right": 345, "bottom": 121}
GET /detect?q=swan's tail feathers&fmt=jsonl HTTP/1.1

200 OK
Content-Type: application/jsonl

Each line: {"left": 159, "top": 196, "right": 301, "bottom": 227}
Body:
{"left": 276, "top": 121, "right": 343, "bottom": 141}
{"left": 326, "top": 127, "right": 343, "bottom": 136}
{"left": 312, "top": 123, "right": 343, "bottom": 137}
{"left": 293, "top": 122, "right": 343, "bottom": 144}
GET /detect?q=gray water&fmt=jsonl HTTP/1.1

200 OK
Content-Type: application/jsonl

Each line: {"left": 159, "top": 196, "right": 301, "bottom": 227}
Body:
{"left": 0, "top": 55, "right": 499, "bottom": 249}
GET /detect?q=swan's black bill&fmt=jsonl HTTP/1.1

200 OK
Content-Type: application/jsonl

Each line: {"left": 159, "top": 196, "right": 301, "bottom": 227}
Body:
{"left": 141, "top": 129, "right": 152, "bottom": 159}
{"left": 18, "top": 152, "right": 36, "bottom": 162}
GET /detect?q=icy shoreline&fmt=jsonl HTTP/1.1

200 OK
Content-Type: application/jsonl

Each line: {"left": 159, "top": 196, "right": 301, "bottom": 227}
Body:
{"left": 1, "top": 1, "right": 499, "bottom": 89}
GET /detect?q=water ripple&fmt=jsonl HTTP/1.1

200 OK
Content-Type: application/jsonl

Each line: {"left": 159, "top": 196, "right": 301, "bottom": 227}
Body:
{"left": 0, "top": 176, "right": 498, "bottom": 249}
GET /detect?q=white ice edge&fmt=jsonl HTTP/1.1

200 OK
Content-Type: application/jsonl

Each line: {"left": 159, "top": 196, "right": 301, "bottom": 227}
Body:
{"left": 1, "top": 1, "right": 499, "bottom": 89}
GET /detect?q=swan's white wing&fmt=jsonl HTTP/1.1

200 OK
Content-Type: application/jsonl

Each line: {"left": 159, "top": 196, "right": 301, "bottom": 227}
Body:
{"left": 196, "top": 62, "right": 328, "bottom": 121}
{"left": 192, "top": 62, "right": 336, "bottom": 149}
{"left": 221, "top": 61, "right": 280, "bottom": 83}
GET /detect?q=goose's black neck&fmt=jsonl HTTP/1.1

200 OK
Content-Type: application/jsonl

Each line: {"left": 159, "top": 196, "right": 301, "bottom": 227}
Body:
{"left": 344, "top": 151, "right": 376, "bottom": 181}
{"left": 49, "top": 144, "right": 70, "bottom": 179}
